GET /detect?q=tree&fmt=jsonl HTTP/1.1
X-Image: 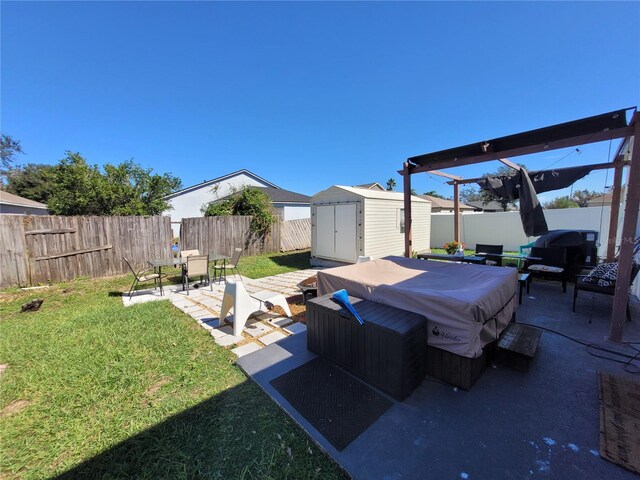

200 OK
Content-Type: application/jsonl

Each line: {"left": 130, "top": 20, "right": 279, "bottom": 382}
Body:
{"left": 423, "top": 190, "right": 448, "bottom": 199}
{"left": 1, "top": 134, "right": 24, "bottom": 183}
{"left": 203, "top": 186, "right": 276, "bottom": 236}
{"left": 543, "top": 196, "right": 580, "bottom": 209}
{"left": 5, "top": 163, "right": 58, "bottom": 203}
{"left": 386, "top": 178, "right": 396, "bottom": 191}
{"left": 571, "top": 189, "right": 601, "bottom": 207}
{"left": 47, "top": 152, "right": 181, "bottom": 215}
{"left": 459, "top": 186, "right": 483, "bottom": 203}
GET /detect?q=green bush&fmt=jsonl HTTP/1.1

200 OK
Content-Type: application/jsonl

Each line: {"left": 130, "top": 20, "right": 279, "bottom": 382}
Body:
{"left": 203, "top": 187, "right": 276, "bottom": 237}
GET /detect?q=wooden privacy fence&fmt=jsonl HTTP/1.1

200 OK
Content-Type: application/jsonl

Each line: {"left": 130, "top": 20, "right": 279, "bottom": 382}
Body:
{"left": 179, "top": 216, "right": 311, "bottom": 256}
{"left": 0, "top": 215, "right": 172, "bottom": 288}
{"left": 280, "top": 218, "right": 311, "bottom": 252}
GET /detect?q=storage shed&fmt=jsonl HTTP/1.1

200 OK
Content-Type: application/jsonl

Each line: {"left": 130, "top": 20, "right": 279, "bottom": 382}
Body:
{"left": 311, "top": 186, "right": 431, "bottom": 265}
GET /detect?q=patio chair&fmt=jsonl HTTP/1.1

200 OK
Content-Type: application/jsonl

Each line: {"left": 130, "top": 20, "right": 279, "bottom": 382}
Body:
{"left": 179, "top": 249, "right": 200, "bottom": 276}
{"left": 182, "top": 254, "right": 211, "bottom": 295}
{"left": 212, "top": 247, "right": 242, "bottom": 282}
{"left": 573, "top": 261, "right": 639, "bottom": 321}
{"left": 220, "top": 280, "right": 292, "bottom": 337}
{"left": 123, "top": 256, "right": 163, "bottom": 298}
{"left": 475, "top": 244, "right": 503, "bottom": 266}
{"left": 525, "top": 247, "right": 569, "bottom": 293}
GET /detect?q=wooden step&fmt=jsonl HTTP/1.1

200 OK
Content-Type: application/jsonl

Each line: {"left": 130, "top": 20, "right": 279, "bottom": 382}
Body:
{"left": 496, "top": 323, "right": 542, "bottom": 372}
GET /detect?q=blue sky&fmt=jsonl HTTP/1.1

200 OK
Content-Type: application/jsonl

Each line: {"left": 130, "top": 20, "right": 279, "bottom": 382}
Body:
{"left": 2, "top": 2, "right": 639, "bottom": 203}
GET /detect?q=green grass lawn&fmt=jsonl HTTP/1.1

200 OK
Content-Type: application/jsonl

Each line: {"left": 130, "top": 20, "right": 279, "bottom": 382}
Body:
{"left": 0, "top": 269, "right": 346, "bottom": 479}
{"left": 238, "top": 250, "right": 312, "bottom": 279}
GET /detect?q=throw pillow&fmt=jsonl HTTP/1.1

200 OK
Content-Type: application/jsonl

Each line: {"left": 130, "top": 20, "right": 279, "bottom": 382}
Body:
{"left": 584, "top": 262, "right": 618, "bottom": 287}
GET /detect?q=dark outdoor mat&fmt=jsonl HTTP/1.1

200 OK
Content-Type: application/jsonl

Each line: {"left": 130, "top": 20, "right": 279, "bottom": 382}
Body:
{"left": 270, "top": 357, "right": 392, "bottom": 451}
{"left": 598, "top": 372, "right": 640, "bottom": 474}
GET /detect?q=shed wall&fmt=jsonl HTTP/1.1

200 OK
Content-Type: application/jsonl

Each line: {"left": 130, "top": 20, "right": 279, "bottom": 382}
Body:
{"left": 363, "top": 199, "right": 430, "bottom": 258}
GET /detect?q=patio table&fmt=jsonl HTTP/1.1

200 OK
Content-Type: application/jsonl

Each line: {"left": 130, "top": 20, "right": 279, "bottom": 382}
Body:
{"left": 147, "top": 257, "right": 184, "bottom": 295}
{"left": 475, "top": 252, "right": 542, "bottom": 269}
{"left": 210, "top": 253, "right": 232, "bottom": 283}
{"left": 417, "top": 253, "right": 487, "bottom": 264}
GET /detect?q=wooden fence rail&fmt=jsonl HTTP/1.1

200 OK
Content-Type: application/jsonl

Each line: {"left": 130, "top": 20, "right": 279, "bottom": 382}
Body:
{"left": 0, "top": 215, "right": 173, "bottom": 288}
{"left": 0, "top": 215, "right": 311, "bottom": 288}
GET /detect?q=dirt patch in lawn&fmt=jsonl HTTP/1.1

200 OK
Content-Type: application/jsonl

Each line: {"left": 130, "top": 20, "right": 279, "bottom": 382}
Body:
{"left": 0, "top": 400, "right": 31, "bottom": 417}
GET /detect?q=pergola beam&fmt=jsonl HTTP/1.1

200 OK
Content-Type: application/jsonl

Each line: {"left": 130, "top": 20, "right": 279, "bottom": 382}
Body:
{"left": 407, "top": 125, "right": 634, "bottom": 174}
{"left": 498, "top": 158, "right": 521, "bottom": 171}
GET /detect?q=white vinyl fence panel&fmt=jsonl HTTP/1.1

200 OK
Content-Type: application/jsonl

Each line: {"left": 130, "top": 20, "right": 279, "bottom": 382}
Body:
{"left": 430, "top": 207, "right": 612, "bottom": 256}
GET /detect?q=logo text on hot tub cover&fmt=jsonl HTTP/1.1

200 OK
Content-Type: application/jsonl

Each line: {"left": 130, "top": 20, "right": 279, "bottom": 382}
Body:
{"left": 431, "top": 326, "right": 462, "bottom": 343}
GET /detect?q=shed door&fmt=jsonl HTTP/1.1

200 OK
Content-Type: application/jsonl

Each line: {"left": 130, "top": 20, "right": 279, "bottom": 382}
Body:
{"left": 315, "top": 205, "right": 335, "bottom": 258}
{"left": 334, "top": 204, "right": 357, "bottom": 261}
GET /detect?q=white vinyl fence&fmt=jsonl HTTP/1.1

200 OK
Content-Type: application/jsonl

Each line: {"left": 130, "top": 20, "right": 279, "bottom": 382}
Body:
{"left": 430, "top": 206, "right": 613, "bottom": 256}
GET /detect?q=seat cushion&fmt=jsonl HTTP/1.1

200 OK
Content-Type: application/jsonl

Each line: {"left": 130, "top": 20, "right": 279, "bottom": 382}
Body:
{"left": 528, "top": 264, "right": 564, "bottom": 274}
{"left": 583, "top": 262, "right": 618, "bottom": 287}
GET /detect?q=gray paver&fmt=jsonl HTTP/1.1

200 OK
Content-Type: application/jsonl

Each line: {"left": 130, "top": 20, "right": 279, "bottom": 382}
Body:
{"left": 232, "top": 342, "right": 262, "bottom": 357}
{"left": 210, "top": 328, "right": 227, "bottom": 339}
{"left": 245, "top": 321, "right": 274, "bottom": 338}
{"left": 259, "top": 331, "right": 287, "bottom": 345}
{"left": 283, "top": 322, "right": 306, "bottom": 335}
{"left": 214, "top": 333, "right": 244, "bottom": 347}
{"left": 267, "top": 317, "right": 293, "bottom": 328}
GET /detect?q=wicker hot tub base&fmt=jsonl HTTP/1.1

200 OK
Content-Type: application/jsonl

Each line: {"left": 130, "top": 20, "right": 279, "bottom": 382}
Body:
{"left": 306, "top": 294, "right": 427, "bottom": 401}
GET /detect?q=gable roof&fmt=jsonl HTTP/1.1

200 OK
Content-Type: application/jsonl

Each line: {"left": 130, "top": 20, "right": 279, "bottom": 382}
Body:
{"left": 256, "top": 187, "right": 311, "bottom": 204}
{"left": 164, "top": 169, "right": 279, "bottom": 200}
{"left": 0, "top": 191, "right": 48, "bottom": 210}
{"left": 587, "top": 192, "right": 613, "bottom": 207}
{"left": 418, "top": 195, "right": 475, "bottom": 210}
{"left": 353, "top": 182, "right": 386, "bottom": 191}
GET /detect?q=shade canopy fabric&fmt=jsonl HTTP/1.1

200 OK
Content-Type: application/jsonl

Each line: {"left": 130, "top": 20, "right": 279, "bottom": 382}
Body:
{"left": 476, "top": 165, "right": 597, "bottom": 236}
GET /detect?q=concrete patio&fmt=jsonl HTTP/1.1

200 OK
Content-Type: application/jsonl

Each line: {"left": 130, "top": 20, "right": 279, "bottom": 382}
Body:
{"left": 237, "top": 280, "right": 639, "bottom": 479}
{"left": 121, "top": 269, "right": 320, "bottom": 356}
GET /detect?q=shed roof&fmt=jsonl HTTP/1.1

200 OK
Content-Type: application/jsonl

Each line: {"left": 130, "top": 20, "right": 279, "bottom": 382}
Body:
{"left": 316, "top": 185, "right": 429, "bottom": 203}
{"left": 0, "top": 191, "right": 48, "bottom": 209}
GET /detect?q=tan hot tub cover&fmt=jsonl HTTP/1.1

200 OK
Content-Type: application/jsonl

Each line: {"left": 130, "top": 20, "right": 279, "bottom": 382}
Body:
{"left": 317, "top": 256, "right": 518, "bottom": 358}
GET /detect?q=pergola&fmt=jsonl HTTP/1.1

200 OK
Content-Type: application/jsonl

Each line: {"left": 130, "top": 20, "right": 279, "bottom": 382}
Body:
{"left": 401, "top": 108, "right": 639, "bottom": 342}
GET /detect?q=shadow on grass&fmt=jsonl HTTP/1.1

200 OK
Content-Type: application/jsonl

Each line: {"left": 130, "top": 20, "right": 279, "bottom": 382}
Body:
{"left": 55, "top": 379, "right": 345, "bottom": 480}
{"left": 268, "top": 251, "right": 311, "bottom": 269}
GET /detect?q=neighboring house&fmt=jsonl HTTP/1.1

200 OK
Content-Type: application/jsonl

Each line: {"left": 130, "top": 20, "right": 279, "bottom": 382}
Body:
{"left": 163, "top": 169, "right": 310, "bottom": 236}
{"left": 0, "top": 191, "right": 49, "bottom": 215}
{"left": 466, "top": 200, "right": 517, "bottom": 212}
{"left": 255, "top": 187, "right": 311, "bottom": 220}
{"left": 353, "top": 182, "right": 386, "bottom": 191}
{"left": 418, "top": 195, "right": 476, "bottom": 213}
{"left": 586, "top": 192, "right": 612, "bottom": 207}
